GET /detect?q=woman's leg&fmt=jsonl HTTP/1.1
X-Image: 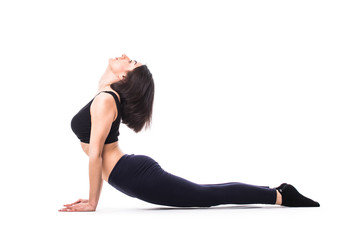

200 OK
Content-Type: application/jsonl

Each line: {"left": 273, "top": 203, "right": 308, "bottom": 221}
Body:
{"left": 138, "top": 172, "right": 277, "bottom": 207}
{"left": 108, "top": 154, "right": 277, "bottom": 207}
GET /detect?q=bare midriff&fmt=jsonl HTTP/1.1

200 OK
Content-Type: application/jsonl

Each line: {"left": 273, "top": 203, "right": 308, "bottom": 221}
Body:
{"left": 80, "top": 141, "right": 125, "bottom": 182}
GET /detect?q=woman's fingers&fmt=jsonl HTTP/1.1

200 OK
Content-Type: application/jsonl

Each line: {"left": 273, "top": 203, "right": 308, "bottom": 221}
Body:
{"left": 59, "top": 199, "right": 93, "bottom": 212}
{"left": 63, "top": 203, "right": 76, "bottom": 207}
{"left": 59, "top": 205, "right": 77, "bottom": 212}
{"left": 59, "top": 202, "right": 95, "bottom": 212}
{"left": 59, "top": 207, "right": 72, "bottom": 212}
{"left": 59, "top": 205, "right": 81, "bottom": 212}
{"left": 63, "top": 199, "right": 82, "bottom": 206}
{"left": 59, "top": 203, "right": 79, "bottom": 211}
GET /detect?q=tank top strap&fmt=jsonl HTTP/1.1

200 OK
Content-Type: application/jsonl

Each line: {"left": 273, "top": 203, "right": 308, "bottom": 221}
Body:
{"left": 101, "top": 91, "right": 121, "bottom": 107}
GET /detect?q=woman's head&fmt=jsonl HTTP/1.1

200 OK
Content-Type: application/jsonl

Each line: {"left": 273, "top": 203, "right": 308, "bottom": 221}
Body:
{"left": 110, "top": 54, "right": 154, "bottom": 133}
{"left": 108, "top": 54, "right": 142, "bottom": 80}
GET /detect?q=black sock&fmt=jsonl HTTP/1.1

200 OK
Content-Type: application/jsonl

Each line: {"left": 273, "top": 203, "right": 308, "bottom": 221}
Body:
{"left": 275, "top": 183, "right": 288, "bottom": 191}
{"left": 263, "top": 183, "right": 287, "bottom": 190}
{"left": 279, "top": 184, "right": 320, "bottom": 207}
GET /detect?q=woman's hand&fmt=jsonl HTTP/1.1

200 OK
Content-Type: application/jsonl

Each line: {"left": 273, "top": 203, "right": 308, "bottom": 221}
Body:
{"left": 59, "top": 198, "right": 96, "bottom": 212}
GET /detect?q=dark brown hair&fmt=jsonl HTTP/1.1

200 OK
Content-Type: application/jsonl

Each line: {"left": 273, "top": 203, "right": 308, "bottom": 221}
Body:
{"left": 110, "top": 65, "right": 154, "bottom": 133}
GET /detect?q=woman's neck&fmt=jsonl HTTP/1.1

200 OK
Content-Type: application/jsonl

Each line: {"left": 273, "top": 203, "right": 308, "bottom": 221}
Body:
{"left": 98, "top": 65, "right": 119, "bottom": 91}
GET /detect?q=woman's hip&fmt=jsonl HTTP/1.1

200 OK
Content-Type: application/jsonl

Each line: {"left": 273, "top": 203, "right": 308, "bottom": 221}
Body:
{"left": 108, "top": 154, "right": 164, "bottom": 197}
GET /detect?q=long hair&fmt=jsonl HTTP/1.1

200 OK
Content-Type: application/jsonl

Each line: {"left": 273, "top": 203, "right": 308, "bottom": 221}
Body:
{"left": 110, "top": 65, "right": 154, "bottom": 133}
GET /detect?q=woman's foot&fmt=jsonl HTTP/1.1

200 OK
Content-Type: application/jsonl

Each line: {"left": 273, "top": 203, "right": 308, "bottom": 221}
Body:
{"left": 276, "top": 183, "right": 288, "bottom": 191}
{"left": 277, "top": 184, "right": 320, "bottom": 207}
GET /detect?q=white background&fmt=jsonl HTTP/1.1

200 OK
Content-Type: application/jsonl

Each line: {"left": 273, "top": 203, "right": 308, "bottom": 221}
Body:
{"left": 0, "top": 0, "right": 359, "bottom": 239}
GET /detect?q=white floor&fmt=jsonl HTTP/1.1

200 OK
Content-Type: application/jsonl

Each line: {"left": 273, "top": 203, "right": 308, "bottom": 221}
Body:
{"left": 2, "top": 193, "right": 356, "bottom": 240}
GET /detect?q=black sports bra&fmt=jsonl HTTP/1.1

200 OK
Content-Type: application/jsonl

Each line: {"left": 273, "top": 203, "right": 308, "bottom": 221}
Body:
{"left": 71, "top": 91, "right": 121, "bottom": 144}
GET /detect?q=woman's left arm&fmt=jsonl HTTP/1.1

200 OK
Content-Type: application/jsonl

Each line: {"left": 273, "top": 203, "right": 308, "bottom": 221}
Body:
{"left": 60, "top": 94, "right": 116, "bottom": 212}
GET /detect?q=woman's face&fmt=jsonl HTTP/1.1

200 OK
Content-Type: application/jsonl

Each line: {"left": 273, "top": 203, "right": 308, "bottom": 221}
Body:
{"left": 109, "top": 54, "right": 142, "bottom": 79}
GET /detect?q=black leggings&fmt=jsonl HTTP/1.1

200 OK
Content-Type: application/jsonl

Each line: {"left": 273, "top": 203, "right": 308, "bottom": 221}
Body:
{"left": 108, "top": 154, "right": 277, "bottom": 207}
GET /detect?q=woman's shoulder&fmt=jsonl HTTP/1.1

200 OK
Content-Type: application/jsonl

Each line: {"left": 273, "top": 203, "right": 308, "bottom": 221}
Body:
{"left": 90, "top": 93, "right": 118, "bottom": 121}
{"left": 95, "top": 90, "right": 121, "bottom": 104}
{"left": 91, "top": 93, "right": 115, "bottom": 109}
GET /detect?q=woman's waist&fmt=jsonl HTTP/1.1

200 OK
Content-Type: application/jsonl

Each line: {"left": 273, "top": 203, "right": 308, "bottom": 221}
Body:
{"left": 80, "top": 141, "right": 125, "bottom": 181}
{"left": 80, "top": 141, "right": 123, "bottom": 156}
{"left": 102, "top": 150, "right": 125, "bottom": 182}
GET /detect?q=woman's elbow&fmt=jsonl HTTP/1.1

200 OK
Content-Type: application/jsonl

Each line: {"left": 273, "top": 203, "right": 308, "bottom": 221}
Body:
{"left": 89, "top": 153, "right": 102, "bottom": 162}
{"left": 88, "top": 148, "right": 103, "bottom": 161}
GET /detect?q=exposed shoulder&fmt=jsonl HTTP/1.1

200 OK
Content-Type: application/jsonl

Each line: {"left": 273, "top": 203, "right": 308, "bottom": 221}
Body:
{"left": 92, "top": 92, "right": 116, "bottom": 107}
{"left": 90, "top": 92, "right": 117, "bottom": 120}
{"left": 95, "top": 90, "right": 121, "bottom": 103}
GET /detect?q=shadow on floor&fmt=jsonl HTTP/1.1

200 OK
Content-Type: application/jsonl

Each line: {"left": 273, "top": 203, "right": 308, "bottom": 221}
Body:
{"left": 139, "top": 205, "right": 282, "bottom": 211}
{"left": 97, "top": 205, "right": 283, "bottom": 213}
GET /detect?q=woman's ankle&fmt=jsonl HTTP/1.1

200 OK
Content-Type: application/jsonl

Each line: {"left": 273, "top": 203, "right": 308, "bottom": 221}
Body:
{"left": 275, "top": 190, "right": 282, "bottom": 205}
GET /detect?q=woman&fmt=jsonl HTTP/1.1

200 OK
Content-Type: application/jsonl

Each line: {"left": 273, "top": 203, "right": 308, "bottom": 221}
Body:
{"left": 59, "top": 54, "right": 320, "bottom": 212}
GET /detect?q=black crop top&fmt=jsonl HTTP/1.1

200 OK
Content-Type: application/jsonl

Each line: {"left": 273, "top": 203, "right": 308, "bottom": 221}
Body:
{"left": 71, "top": 91, "right": 121, "bottom": 144}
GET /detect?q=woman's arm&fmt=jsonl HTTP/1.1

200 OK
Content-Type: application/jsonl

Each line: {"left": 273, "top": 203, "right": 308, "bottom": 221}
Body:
{"left": 88, "top": 156, "right": 104, "bottom": 209}
{"left": 88, "top": 93, "right": 116, "bottom": 208}
{"left": 60, "top": 93, "right": 116, "bottom": 212}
